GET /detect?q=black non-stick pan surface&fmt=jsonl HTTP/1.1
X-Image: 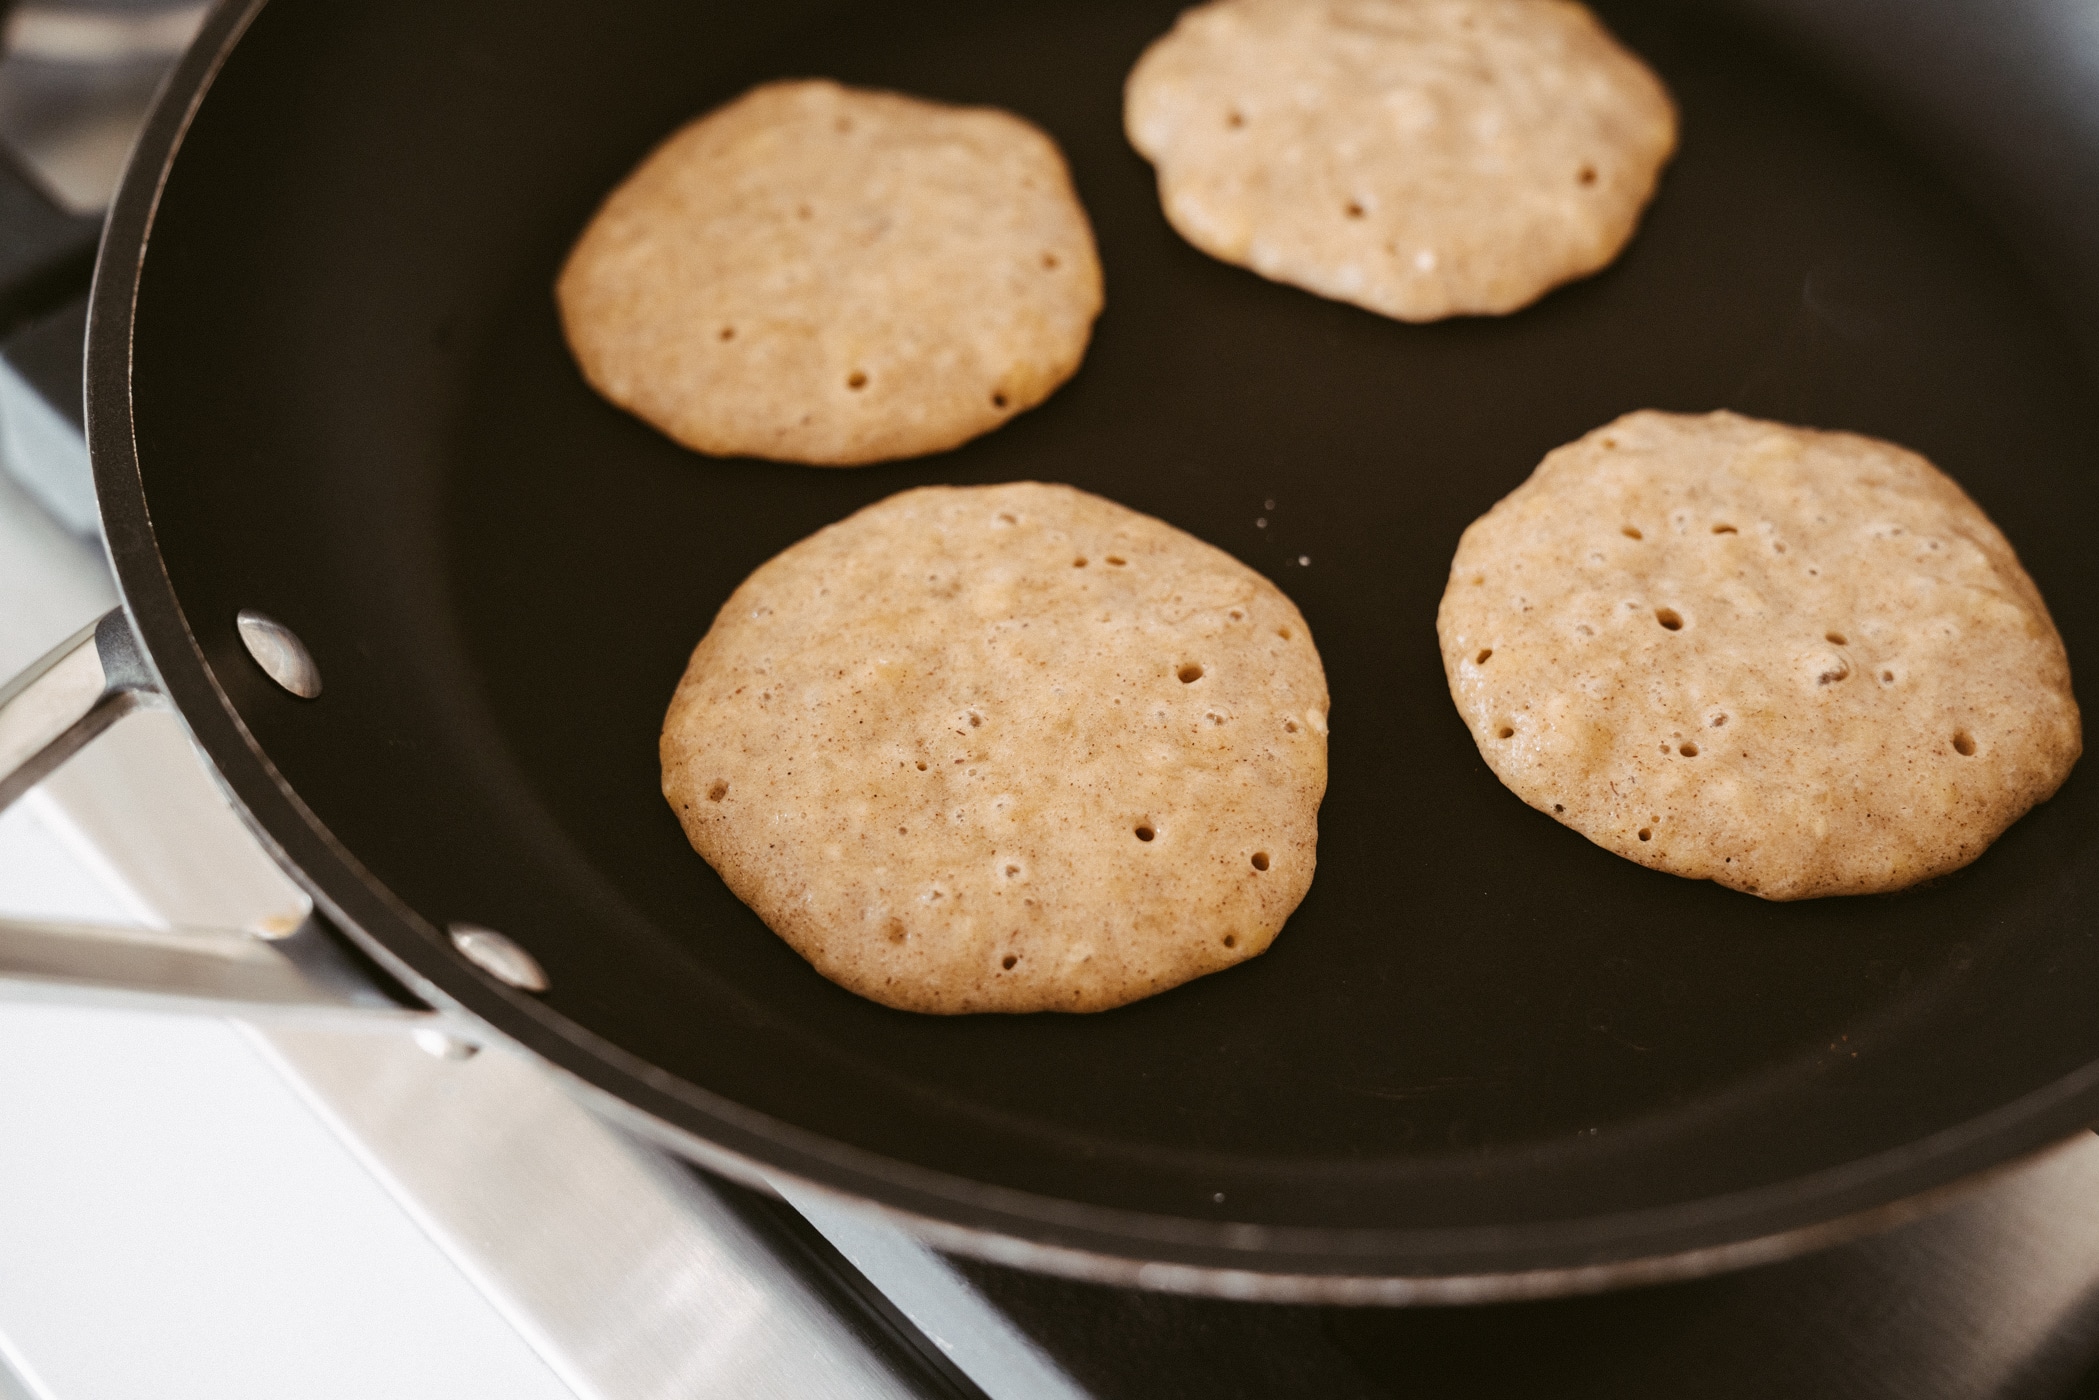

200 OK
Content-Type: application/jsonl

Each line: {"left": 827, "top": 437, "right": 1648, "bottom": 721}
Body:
{"left": 89, "top": 0, "right": 2099, "bottom": 1292}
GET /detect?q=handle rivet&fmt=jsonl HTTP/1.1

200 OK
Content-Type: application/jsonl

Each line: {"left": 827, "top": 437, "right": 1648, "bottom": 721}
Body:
{"left": 449, "top": 923, "right": 549, "bottom": 992}
{"left": 236, "top": 610, "right": 322, "bottom": 699}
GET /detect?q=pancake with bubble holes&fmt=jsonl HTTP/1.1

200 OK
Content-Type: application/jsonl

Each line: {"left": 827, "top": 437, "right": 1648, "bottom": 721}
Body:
{"left": 661, "top": 482, "right": 1331, "bottom": 1012}
{"left": 559, "top": 80, "right": 1104, "bottom": 466}
{"left": 1124, "top": 0, "right": 1677, "bottom": 322}
{"left": 1437, "top": 410, "right": 2081, "bottom": 899}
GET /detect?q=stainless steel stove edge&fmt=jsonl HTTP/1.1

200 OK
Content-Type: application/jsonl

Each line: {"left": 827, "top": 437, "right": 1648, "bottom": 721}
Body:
{"left": 247, "top": 1020, "right": 932, "bottom": 1400}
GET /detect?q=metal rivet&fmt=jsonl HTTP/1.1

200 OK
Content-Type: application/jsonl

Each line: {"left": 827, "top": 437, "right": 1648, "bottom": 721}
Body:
{"left": 448, "top": 922, "right": 549, "bottom": 992}
{"left": 236, "top": 609, "right": 322, "bottom": 699}
{"left": 412, "top": 1028, "right": 482, "bottom": 1060}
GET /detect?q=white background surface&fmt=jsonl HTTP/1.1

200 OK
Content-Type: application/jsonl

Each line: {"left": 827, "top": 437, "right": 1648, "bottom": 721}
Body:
{"left": 0, "top": 1006, "right": 576, "bottom": 1400}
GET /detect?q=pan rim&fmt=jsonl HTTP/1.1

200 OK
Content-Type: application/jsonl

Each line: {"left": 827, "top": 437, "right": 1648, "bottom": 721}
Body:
{"left": 83, "top": 0, "right": 2099, "bottom": 1298}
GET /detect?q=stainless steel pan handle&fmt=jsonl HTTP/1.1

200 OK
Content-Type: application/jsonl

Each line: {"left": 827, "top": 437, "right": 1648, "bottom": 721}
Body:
{"left": 0, "top": 606, "right": 430, "bottom": 1025}
{"left": 0, "top": 606, "right": 160, "bottom": 812}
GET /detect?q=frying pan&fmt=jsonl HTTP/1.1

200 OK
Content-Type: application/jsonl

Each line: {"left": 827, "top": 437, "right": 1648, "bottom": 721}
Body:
{"left": 13, "top": 0, "right": 2099, "bottom": 1300}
